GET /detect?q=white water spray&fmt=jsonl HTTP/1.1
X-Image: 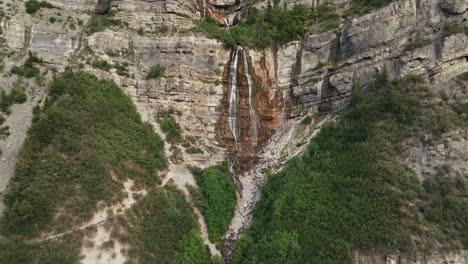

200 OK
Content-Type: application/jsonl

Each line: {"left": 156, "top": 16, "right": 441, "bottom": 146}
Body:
{"left": 228, "top": 47, "right": 240, "bottom": 147}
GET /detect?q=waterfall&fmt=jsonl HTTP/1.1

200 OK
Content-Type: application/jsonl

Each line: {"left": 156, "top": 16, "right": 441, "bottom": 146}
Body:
{"left": 228, "top": 47, "right": 240, "bottom": 147}
{"left": 224, "top": 18, "right": 230, "bottom": 28}
{"left": 242, "top": 50, "right": 258, "bottom": 146}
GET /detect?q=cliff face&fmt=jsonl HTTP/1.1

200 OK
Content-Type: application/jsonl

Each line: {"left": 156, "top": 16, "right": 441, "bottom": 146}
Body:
{"left": 0, "top": 0, "right": 466, "bottom": 263}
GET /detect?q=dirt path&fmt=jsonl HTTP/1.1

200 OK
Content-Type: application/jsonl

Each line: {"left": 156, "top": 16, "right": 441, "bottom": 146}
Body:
{"left": 0, "top": 85, "right": 45, "bottom": 215}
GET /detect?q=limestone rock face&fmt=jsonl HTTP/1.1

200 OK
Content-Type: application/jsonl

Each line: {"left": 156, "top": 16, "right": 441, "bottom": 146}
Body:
{"left": 210, "top": 0, "right": 237, "bottom": 8}
{"left": 95, "top": 0, "right": 110, "bottom": 14}
{"left": 289, "top": 0, "right": 468, "bottom": 114}
{"left": 438, "top": 0, "right": 467, "bottom": 14}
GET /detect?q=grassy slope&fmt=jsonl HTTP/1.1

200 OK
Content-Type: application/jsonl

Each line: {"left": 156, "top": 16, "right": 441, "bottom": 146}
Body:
{"left": 234, "top": 74, "right": 467, "bottom": 264}
{"left": 112, "top": 186, "right": 210, "bottom": 264}
{"left": 0, "top": 72, "right": 209, "bottom": 263}
{"left": 1, "top": 71, "right": 166, "bottom": 237}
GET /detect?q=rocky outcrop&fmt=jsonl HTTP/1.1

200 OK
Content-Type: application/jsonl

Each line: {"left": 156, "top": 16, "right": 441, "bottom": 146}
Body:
{"left": 95, "top": 0, "right": 110, "bottom": 14}
{"left": 438, "top": 0, "right": 467, "bottom": 14}
{"left": 290, "top": 0, "right": 468, "bottom": 115}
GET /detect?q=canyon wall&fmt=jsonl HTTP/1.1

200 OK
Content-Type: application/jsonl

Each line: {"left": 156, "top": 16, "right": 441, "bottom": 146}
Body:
{"left": 0, "top": 0, "right": 466, "bottom": 263}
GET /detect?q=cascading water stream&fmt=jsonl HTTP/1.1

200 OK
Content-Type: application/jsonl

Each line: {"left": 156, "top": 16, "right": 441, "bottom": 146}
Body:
{"left": 228, "top": 47, "right": 240, "bottom": 147}
{"left": 242, "top": 50, "right": 258, "bottom": 146}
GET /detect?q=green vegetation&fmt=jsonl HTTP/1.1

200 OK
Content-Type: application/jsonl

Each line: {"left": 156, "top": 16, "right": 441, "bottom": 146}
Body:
{"left": 158, "top": 108, "right": 182, "bottom": 144}
{"left": 234, "top": 73, "right": 467, "bottom": 263}
{"left": 10, "top": 51, "right": 42, "bottom": 78}
{"left": 112, "top": 186, "right": 210, "bottom": 264}
{"left": 304, "top": 76, "right": 322, "bottom": 84}
{"left": 0, "top": 124, "right": 9, "bottom": 140}
{"left": 172, "top": 229, "right": 211, "bottom": 264}
{"left": 86, "top": 12, "right": 124, "bottom": 35}
{"left": 25, "top": 0, "right": 55, "bottom": 14}
{"left": 114, "top": 61, "right": 130, "bottom": 77}
{"left": 0, "top": 86, "right": 27, "bottom": 114}
{"left": 0, "top": 234, "right": 82, "bottom": 264}
{"left": 0, "top": 71, "right": 166, "bottom": 238}
{"left": 146, "top": 64, "right": 166, "bottom": 80}
{"left": 301, "top": 115, "right": 312, "bottom": 125}
{"left": 191, "top": 161, "right": 237, "bottom": 243}
{"left": 442, "top": 21, "right": 468, "bottom": 37}
{"left": 348, "top": 0, "right": 393, "bottom": 16}
{"left": 421, "top": 169, "right": 468, "bottom": 248}
{"left": 404, "top": 36, "right": 431, "bottom": 51}
{"left": 197, "top": 2, "right": 340, "bottom": 48}
{"left": 91, "top": 57, "right": 112, "bottom": 71}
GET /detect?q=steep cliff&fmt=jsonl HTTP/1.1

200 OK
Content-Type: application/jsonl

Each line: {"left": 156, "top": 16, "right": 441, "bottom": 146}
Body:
{"left": 0, "top": 0, "right": 466, "bottom": 263}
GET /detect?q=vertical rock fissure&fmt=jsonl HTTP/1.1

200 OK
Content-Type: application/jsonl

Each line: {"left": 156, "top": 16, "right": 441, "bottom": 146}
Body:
{"left": 319, "top": 31, "right": 341, "bottom": 112}
{"left": 242, "top": 49, "right": 259, "bottom": 146}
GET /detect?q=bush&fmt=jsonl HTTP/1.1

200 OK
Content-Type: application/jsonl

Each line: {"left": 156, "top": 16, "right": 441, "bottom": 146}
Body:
{"left": 160, "top": 116, "right": 181, "bottom": 144}
{"left": 11, "top": 86, "right": 27, "bottom": 104}
{"left": 442, "top": 22, "right": 468, "bottom": 37}
{"left": 86, "top": 13, "right": 123, "bottom": 35}
{"left": 404, "top": 36, "right": 431, "bottom": 51}
{"left": 172, "top": 229, "right": 211, "bottom": 264}
{"left": 301, "top": 115, "right": 312, "bottom": 125}
{"left": 146, "top": 65, "right": 166, "bottom": 80}
{"left": 25, "top": 0, "right": 54, "bottom": 14}
{"left": 114, "top": 61, "right": 129, "bottom": 77}
{"left": 10, "top": 51, "right": 42, "bottom": 79}
{"left": 192, "top": 160, "right": 236, "bottom": 243}
{"left": 0, "top": 86, "right": 28, "bottom": 114}
{"left": 91, "top": 58, "right": 112, "bottom": 71}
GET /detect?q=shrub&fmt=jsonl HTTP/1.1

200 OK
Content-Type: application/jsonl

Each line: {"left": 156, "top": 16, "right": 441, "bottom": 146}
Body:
{"left": 442, "top": 22, "right": 467, "bottom": 37}
{"left": 172, "top": 229, "right": 211, "bottom": 264}
{"left": 25, "top": 0, "right": 54, "bottom": 14}
{"left": 0, "top": 125, "right": 9, "bottom": 140}
{"left": 160, "top": 116, "right": 181, "bottom": 144}
{"left": 404, "top": 36, "right": 431, "bottom": 51}
{"left": 11, "top": 86, "right": 27, "bottom": 104}
{"left": 114, "top": 62, "right": 129, "bottom": 77}
{"left": 146, "top": 65, "right": 166, "bottom": 80}
{"left": 0, "top": 86, "right": 27, "bottom": 114}
{"left": 192, "top": 160, "right": 236, "bottom": 243}
{"left": 301, "top": 115, "right": 312, "bottom": 125}
{"left": 91, "top": 58, "right": 112, "bottom": 71}
{"left": 86, "top": 13, "right": 123, "bottom": 35}
{"left": 10, "top": 51, "right": 42, "bottom": 78}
